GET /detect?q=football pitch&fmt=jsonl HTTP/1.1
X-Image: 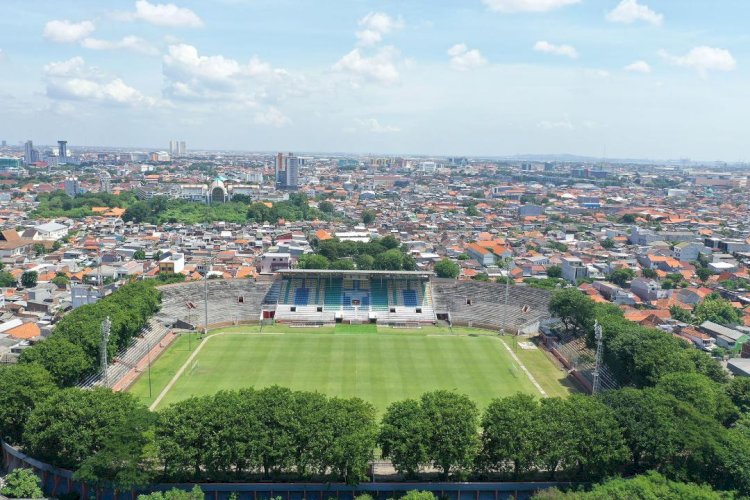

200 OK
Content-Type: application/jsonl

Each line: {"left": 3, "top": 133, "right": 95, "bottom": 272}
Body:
{"left": 129, "top": 325, "right": 576, "bottom": 412}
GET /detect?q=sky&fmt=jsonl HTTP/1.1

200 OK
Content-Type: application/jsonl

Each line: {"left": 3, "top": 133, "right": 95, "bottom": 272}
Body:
{"left": 0, "top": 0, "right": 748, "bottom": 161}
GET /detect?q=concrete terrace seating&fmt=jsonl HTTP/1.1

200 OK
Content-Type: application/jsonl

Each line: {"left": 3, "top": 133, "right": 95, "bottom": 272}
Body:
{"left": 431, "top": 279, "right": 551, "bottom": 331}
{"left": 159, "top": 279, "right": 273, "bottom": 327}
{"left": 79, "top": 317, "right": 172, "bottom": 389}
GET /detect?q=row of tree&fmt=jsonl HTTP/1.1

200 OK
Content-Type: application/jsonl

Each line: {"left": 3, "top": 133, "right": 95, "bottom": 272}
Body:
{"left": 18, "top": 281, "right": 161, "bottom": 386}
{"left": 303, "top": 236, "right": 417, "bottom": 271}
{"left": 549, "top": 289, "right": 728, "bottom": 387}
{"left": 4, "top": 362, "right": 750, "bottom": 495}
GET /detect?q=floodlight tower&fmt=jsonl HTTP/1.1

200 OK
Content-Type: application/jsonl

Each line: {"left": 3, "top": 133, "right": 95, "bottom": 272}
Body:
{"left": 100, "top": 316, "right": 111, "bottom": 386}
{"left": 592, "top": 320, "right": 604, "bottom": 394}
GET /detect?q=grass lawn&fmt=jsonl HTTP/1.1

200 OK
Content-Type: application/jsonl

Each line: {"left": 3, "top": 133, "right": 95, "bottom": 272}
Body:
{"left": 129, "top": 327, "right": 576, "bottom": 412}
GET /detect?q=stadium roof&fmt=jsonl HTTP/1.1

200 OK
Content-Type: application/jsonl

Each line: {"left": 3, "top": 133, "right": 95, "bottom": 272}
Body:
{"left": 279, "top": 269, "right": 434, "bottom": 276}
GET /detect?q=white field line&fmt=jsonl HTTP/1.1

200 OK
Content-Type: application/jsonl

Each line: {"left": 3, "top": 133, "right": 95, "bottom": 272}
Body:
{"left": 149, "top": 331, "right": 283, "bottom": 410}
{"left": 498, "top": 338, "right": 548, "bottom": 398}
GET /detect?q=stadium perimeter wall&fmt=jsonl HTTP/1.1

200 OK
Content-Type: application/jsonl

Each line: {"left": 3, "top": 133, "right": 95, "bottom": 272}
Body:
{"left": 2, "top": 442, "right": 571, "bottom": 500}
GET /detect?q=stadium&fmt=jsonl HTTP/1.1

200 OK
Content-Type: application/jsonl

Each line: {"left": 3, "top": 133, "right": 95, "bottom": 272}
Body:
{"left": 100, "top": 271, "right": 570, "bottom": 412}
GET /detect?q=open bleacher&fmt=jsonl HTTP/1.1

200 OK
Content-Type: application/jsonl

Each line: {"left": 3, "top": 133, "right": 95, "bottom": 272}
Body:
{"left": 272, "top": 270, "right": 436, "bottom": 325}
{"left": 430, "top": 278, "right": 551, "bottom": 332}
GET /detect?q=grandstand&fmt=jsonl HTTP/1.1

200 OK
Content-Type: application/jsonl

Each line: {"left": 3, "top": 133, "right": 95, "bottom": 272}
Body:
{"left": 272, "top": 270, "right": 436, "bottom": 325}
{"left": 431, "top": 279, "right": 551, "bottom": 333}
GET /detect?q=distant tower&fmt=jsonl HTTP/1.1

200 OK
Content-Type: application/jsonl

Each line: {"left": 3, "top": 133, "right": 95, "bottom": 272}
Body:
{"left": 64, "top": 177, "right": 81, "bottom": 197}
{"left": 275, "top": 152, "right": 299, "bottom": 189}
{"left": 169, "top": 140, "right": 175, "bottom": 155}
{"left": 24, "top": 140, "right": 38, "bottom": 164}
{"left": 100, "top": 172, "right": 112, "bottom": 194}
{"left": 57, "top": 140, "right": 68, "bottom": 161}
{"left": 179, "top": 141, "right": 186, "bottom": 155}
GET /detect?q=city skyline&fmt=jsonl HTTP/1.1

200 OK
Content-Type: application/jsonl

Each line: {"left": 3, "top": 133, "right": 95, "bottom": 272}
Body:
{"left": 1, "top": 0, "right": 749, "bottom": 161}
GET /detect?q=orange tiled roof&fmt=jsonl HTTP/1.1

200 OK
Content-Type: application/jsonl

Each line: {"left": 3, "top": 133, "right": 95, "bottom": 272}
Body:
{"left": 6, "top": 322, "right": 41, "bottom": 339}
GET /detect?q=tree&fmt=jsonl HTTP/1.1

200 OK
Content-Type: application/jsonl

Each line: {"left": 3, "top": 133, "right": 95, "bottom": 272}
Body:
{"left": 355, "top": 254, "right": 375, "bottom": 270}
{"left": 319, "top": 396, "right": 377, "bottom": 484}
{"left": 0, "top": 364, "right": 56, "bottom": 444}
{"left": 694, "top": 297, "right": 741, "bottom": 326}
{"left": 669, "top": 305, "right": 693, "bottom": 323}
{"left": 33, "top": 243, "right": 46, "bottom": 256}
{"left": 23, "top": 388, "right": 153, "bottom": 477}
{"left": 374, "top": 248, "right": 406, "bottom": 271}
{"left": 536, "top": 395, "right": 627, "bottom": 481}
{"left": 534, "top": 471, "right": 731, "bottom": 499}
{"left": 379, "top": 399, "right": 429, "bottom": 477}
{"left": 696, "top": 266, "right": 713, "bottom": 282}
{"left": 138, "top": 486, "right": 205, "bottom": 500}
{"left": 21, "top": 270, "right": 38, "bottom": 288}
{"left": 607, "top": 267, "right": 635, "bottom": 287}
{"left": 0, "top": 468, "right": 44, "bottom": 499}
{"left": 329, "top": 259, "right": 355, "bottom": 270}
{"left": 465, "top": 205, "right": 480, "bottom": 216}
{"left": 619, "top": 213, "right": 636, "bottom": 224}
{"left": 434, "top": 259, "right": 460, "bottom": 279}
{"left": 601, "top": 238, "right": 615, "bottom": 249}
{"left": 380, "top": 235, "right": 400, "bottom": 250}
{"left": 549, "top": 289, "right": 595, "bottom": 336}
{"left": 546, "top": 265, "right": 562, "bottom": 278}
{"left": 642, "top": 267, "right": 658, "bottom": 279}
{"left": 727, "top": 377, "right": 750, "bottom": 414}
{"left": 599, "top": 388, "right": 685, "bottom": 473}
{"left": 319, "top": 200, "right": 334, "bottom": 213}
{"left": 133, "top": 249, "right": 147, "bottom": 260}
{"left": 0, "top": 270, "right": 15, "bottom": 287}
{"left": 19, "top": 336, "right": 94, "bottom": 386}
{"left": 420, "top": 391, "right": 479, "bottom": 479}
{"left": 52, "top": 273, "right": 70, "bottom": 288}
{"left": 297, "top": 254, "right": 329, "bottom": 269}
{"left": 656, "top": 372, "right": 738, "bottom": 426}
{"left": 479, "top": 394, "right": 539, "bottom": 478}
{"left": 399, "top": 492, "right": 436, "bottom": 500}
{"left": 362, "top": 209, "right": 376, "bottom": 224}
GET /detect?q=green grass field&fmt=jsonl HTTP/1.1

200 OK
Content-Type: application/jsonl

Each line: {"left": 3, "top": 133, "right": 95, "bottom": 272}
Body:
{"left": 129, "top": 326, "right": 576, "bottom": 412}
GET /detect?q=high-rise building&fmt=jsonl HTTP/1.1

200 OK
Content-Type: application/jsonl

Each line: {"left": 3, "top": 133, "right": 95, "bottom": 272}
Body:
{"left": 275, "top": 152, "right": 299, "bottom": 190}
{"left": 24, "top": 140, "right": 39, "bottom": 164}
{"left": 64, "top": 177, "right": 81, "bottom": 197}
{"left": 100, "top": 172, "right": 112, "bottom": 194}
{"left": 179, "top": 141, "right": 186, "bottom": 155}
{"left": 57, "top": 140, "right": 68, "bottom": 161}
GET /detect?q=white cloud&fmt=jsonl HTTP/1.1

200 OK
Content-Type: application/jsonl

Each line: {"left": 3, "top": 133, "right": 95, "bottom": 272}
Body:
{"left": 121, "top": 0, "right": 203, "bottom": 28}
{"left": 81, "top": 36, "right": 159, "bottom": 56}
{"left": 333, "top": 47, "right": 400, "bottom": 85}
{"left": 624, "top": 60, "right": 651, "bottom": 73}
{"left": 254, "top": 107, "right": 291, "bottom": 127}
{"left": 162, "top": 43, "right": 294, "bottom": 110}
{"left": 43, "top": 57, "right": 152, "bottom": 106}
{"left": 659, "top": 46, "right": 737, "bottom": 76}
{"left": 43, "top": 20, "right": 95, "bottom": 43}
{"left": 356, "top": 12, "right": 404, "bottom": 46}
{"left": 533, "top": 41, "right": 578, "bottom": 59}
{"left": 43, "top": 57, "right": 88, "bottom": 77}
{"left": 355, "top": 118, "right": 400, "bottom": 133}
{"left": 447, "top": 43, "right": 487, "bottom": 71}
{"left": 482, "top": 0, "right": 580, "bottom": 13}
{"left": 606, "top": 0, "right": 663, "bottom": 26}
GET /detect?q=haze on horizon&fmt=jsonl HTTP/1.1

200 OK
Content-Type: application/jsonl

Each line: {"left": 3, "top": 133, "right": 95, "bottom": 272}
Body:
{"left": 0, "top": 0, "right": 748, "bottom": 162}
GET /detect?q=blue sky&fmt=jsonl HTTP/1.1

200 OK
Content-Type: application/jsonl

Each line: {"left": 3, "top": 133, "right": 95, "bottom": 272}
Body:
{"left": 0, "top": 0, "right": 748, "bottom": 160}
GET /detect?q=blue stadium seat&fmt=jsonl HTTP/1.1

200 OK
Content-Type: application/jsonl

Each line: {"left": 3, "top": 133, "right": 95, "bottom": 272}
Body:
{"left": 294, "top": 287, "right": 309, "bottom": 306}
{"left": 403, "top": 289, "right": 418, "bottom": 307}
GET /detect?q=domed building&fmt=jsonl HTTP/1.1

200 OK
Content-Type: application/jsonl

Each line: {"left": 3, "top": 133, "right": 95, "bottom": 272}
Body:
{"left": 209, "top": 176, "right": 229, "bottom": 203}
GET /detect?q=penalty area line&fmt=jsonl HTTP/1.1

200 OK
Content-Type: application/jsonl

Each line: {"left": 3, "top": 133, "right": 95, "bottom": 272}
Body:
{"left": 498, "top": 338, "right": 548, "bottom": 398}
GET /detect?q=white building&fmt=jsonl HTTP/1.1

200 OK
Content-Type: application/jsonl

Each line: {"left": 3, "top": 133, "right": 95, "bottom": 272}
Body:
{"left": 33, "top": 222, "right": 67, "bottom": 241}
